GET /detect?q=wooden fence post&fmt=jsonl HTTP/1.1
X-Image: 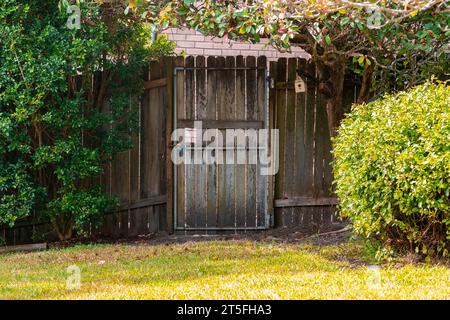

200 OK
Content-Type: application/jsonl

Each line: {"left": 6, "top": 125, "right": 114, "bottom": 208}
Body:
{"left": 165, "top": 57, "right": 175, "bottom": 234}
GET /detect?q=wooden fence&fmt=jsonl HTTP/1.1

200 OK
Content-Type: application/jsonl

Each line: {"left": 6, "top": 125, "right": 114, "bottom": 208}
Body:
{"left": 1, "top": 55, "right": 357, "bottom": 245}
{"left": 270, "top": 58, "right": 356, "bottom": 229}
{"left": 97, "top": 58, "right": 172, "bottom": 238}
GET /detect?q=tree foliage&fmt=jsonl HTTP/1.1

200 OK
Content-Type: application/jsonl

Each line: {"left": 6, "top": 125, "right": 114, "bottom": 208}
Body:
{"left": 132, "top": 0, "right": 449, "bottom": 135}
{"left": 0, "top": 0, "right": 173, "bottom": 239}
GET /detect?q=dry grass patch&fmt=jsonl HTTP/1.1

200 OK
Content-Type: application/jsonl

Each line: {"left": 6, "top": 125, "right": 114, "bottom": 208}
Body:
{"left": 0, "top": 240, "right": 449, "bottom": 299}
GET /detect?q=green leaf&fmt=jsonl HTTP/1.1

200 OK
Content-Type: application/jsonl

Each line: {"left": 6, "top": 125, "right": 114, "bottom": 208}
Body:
{"left": 357, "top": 56, "right": 365, "bottom": 66}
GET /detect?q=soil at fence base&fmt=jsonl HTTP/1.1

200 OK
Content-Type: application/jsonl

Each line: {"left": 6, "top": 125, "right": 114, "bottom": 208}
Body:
{"left": 47, "top": 221, "right": 350, "bottom": 250}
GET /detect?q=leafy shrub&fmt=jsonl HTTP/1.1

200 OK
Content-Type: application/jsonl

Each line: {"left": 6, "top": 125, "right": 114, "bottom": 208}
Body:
{"left": 0, "top": 0, "right": 173, "bottom": 239}
{"left": 333, "top": 82, "right": 450, "bottom": 258}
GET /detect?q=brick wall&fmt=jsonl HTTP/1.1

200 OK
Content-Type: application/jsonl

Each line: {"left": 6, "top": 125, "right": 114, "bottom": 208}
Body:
{"left": 163, "top": 28, "right": 310, "bottom": 60}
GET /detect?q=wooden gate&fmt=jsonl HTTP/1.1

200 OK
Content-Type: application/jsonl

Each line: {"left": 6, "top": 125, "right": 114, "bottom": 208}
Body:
{"left": 173, "top": 56, "right": 270, "bottom": 231}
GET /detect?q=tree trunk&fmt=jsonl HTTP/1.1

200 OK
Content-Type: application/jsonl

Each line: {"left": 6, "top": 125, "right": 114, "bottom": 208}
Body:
{"left": 316, "top": 58, "right": 346, "bottom": 138}
{"left": 52, "top": 215, "right": 73, "bottom": 240}
{"left": 357, "top": 61, "right": 374, "bottom": 104}
{"left": 325, "top": 63, "right": 345, "bottom": 138}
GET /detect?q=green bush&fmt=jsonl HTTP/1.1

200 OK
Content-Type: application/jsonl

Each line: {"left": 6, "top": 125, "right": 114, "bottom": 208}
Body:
{"left": 0, "top": 0, "right": 173, "bottom": 240}
{"left": 333, "top": 82, "right": 450, "bottom": 258}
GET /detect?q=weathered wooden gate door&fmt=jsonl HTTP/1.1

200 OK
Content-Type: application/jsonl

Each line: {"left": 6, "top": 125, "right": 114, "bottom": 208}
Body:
{"left": 173, "top": 56, "right": 269, "bottom": 231}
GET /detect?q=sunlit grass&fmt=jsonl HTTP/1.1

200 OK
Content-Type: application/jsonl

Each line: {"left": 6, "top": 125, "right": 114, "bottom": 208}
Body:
{"left": 0, "top": 240, "right": 449, "bottom": 299}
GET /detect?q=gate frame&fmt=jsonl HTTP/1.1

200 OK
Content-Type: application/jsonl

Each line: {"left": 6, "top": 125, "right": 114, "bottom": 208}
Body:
{"left": 171, "top": 64, "right": 272, "bottom": 232}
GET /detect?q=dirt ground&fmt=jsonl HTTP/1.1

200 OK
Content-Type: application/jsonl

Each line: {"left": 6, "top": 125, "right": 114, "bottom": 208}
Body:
{"left": 48, "top": 221, "right": 351, "bottom": 250}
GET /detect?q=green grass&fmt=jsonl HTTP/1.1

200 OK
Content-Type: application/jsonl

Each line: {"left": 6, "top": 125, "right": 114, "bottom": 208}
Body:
{"left": 0, "top": 240, "right": 449, "bottom": 299}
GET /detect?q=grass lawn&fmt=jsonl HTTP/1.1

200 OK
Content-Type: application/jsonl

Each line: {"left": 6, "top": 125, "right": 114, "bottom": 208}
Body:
{"left": 0, "top": 239, "right": 449, "bottom": 299}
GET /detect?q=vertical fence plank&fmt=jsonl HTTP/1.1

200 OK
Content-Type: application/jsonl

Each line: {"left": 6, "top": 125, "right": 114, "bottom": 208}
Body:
{"left": 185, "top": 56, "right": 196, "bottom": 228}
{"left": 100, "top": 96, "right": 113, "bottom": 237}
{"left": 299, "top": 63, "right": 317, "bottom": 227}
{"left": 294, "top": 59, "right": 308, "bottom": 197}
{"left": 161, "top": 56, "right": 171, "bottom": 233}
{"left": 175, "top": 57, "right": 186, "bottom": 230}
{"left": 185, "top": 56, "right": 195, "bottom": 120}
{"left": 282, "top": 58, "right": 298, "bottom": 224}
{"left": 150, "top": 61, "right": 164, "bottom": 197}
{"left": 318, "top": 86, "right": 334, "bottom": 226}
{"left": 267, "top": 60, "right": 278, "bottom": 227}
{"left": 304, "top": 64, "right": 316, "bottom": 197}
{"left": 195, "top": 56, "right": 207, "bottom": 229}
{"left": 245, "top": 56, "right": 257, "bottom": 228}
{"left": 129, "top": 94, "right": 143, "bottom": 237}
{"left": 235, "top": 55, "right": 246, "bottom": 228}
{"left": 314, "top": 79, "right": 326, "bottom": 199}
{"left": 136, "top": 66, "right": 151, "bottom": 236}
{"left": 139, "top": 66, "right": 150, "bottom": 199}
{"left": 256, "top": 56, "right": 267, "bottom": 227}
{"left": 224, "top": 56, "right": 236, "bottom": 228}
{"left": 215, "top": 56, "right": 227, "bottom": 228}
{"left": 206, "top": 56, "right": 218, "bottom": 229}
{"left": 111, "top": 150, "right": 129, "bottom": 237}
{"left": 285, "top": 58, "right": 297, "bottom": 198}
{"left": 274, "top": 58, "right": 287, "bottom": 226}
{"left": 148, "top": 206, "right": 158, "bottom": 233}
